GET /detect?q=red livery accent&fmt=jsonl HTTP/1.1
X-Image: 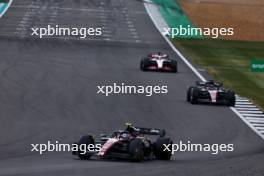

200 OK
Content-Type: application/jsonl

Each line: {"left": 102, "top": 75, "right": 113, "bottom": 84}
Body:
{"left": 98, "top": 138, "right": 119, "bottom": 156}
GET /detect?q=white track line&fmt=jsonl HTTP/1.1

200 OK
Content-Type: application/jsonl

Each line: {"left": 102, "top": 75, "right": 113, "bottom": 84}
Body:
{"left": 0, "top": 0, "right": 13, "bottom": 18}
{"left": 144, "top": 1, "right": 264, "bottom": 140}
{"left": 235, "top": 105, "right": 257, "bottom": 108}
{"left": 235, "top": 108, "right": 260, "bottom": 111}
{"left": 236, "top": 99, "right": 250, "bottom": 102}
{"left": 238, "top": 111, "right": 263, "bottom": 114}
{"left": 235, "top": 102, "right": 253, "bottom": 105}
{"left": 242, "top": 114, "right": 264, "bottom": 117}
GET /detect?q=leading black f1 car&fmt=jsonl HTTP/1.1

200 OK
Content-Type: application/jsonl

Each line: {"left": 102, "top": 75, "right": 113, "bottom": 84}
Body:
{"left": 187, "top": 80, "right": 236, "bottom": 106}
{"left": 140, "top": 52, "right": 177, "bottom": 72}
{"left": 72, "top": 123, "right": 173, "bottom": 162}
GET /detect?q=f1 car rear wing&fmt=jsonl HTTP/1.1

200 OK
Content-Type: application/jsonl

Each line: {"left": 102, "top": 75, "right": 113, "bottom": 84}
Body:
{"left": 135, "top": 127, "right": 166, "bottom": 137}
{"left": 196, "top": 80, "right": 223, "bottom": 87}
{"left": 196, "top": 81, "right": 206, "bottom": 86}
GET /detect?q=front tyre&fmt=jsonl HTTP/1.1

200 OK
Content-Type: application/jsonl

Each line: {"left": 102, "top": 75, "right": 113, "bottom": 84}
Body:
{"left": 77, "top": 135, "right": 94, "bottom": 160}
{"left": 140, "top": 59, "right": 147, "bottom": 71}
{"left": 129, "top": 138, "right": 144, "bottom": 162}
{"left": 154, "top": 137, "right": 172, "bottom": 160}
{"left": 226, "top": 90, "right": 236, "bottom": 106}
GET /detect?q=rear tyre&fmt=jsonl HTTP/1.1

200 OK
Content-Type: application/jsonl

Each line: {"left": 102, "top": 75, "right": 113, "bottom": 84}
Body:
{"left": 140, "top": 61, "right": 144, "bottom": 71}
{"left": 226, "top": 90, "right": 236, "bottom": 106}
{"left": 186, "top": 87, "right": 192, "bottom": 102}
{"left": 171, "top": 62, "right": 178, "bottom": 73}
{"left": 140, "top": 59, "right": 147, "bottom": 71}
{"left": 190, "top": 87, "right": 199, "bottom": 104}
{"left": 154, "top": 137, "right": 172, "bottom": 160}
{"left": 129, "top": 139, "right": 144, "bottom": 162}
{"left": 78, "top": 135, "right": 94, "bottom": 160}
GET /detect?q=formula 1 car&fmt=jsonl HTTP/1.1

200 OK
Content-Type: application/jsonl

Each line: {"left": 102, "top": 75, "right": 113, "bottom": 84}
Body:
{"left": 140, "top": 52, "right": 177, "bottom": 72}
{"left": 187, "top": 80, "right": 236, "bottom": 106}
{"left": 72, "top": 123, "right": 173, "bottom": 162}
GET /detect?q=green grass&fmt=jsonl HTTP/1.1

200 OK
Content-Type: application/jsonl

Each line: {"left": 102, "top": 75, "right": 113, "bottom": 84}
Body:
{"left": 172, "top": 38, "right": 264, "bottom": 110}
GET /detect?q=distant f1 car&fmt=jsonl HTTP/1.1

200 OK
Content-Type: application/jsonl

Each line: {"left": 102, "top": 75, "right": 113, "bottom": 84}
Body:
{"left": 72, "top": 123, "right": 172, "bottom": 162}
{"left": 140, "top": 52, "right": 177, "bottom": 72}
{"left": 187, "top": 80, "right": 236, "bottom": 106}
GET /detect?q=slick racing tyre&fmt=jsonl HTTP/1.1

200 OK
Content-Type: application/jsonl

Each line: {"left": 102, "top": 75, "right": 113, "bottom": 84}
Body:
{"left": 186, "top": 87, "right": 193, "bottom": 102}
{"left": 78, "top": 135, "right": 94, "bottom": 160}
{"left": 190, "top": 87, "right": 199, "bottom": 104}
{"left": 154, "top": 137, "right": 172, "bottom": 160}
{"left": 129, "top": 138, "right": 144, "bottom": 162}
{"left": 140, "top": 59, "right": 147, "bottom": 71}
{"left": 171, "top": 61, "right": 178, "bottom": 73}
{"left": 225, "top": 90, "right": 236, "bottom": 106}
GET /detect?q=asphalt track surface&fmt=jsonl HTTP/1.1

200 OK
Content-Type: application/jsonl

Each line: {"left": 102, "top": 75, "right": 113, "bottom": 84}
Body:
{"left": 0, "top": 0, "right": 264, "bottom": 176}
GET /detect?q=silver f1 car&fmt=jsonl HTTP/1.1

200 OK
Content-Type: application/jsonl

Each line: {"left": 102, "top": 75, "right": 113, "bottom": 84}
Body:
{"left": 187, "top": 80, "right": 236, "bottom": 106}
{"left": 72, "top": 123, "right": 173, "bottom": 162}
{"left": 140, "top": 52, "right": 177, "bottom": 72}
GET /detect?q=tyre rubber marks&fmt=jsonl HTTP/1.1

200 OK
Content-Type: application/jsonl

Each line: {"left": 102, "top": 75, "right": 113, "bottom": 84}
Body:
{"left": 98, "top": 0, "right": 141, "bottom": 43}
{"left": 15, "top": 1, "right": 38, "bottom": 38}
